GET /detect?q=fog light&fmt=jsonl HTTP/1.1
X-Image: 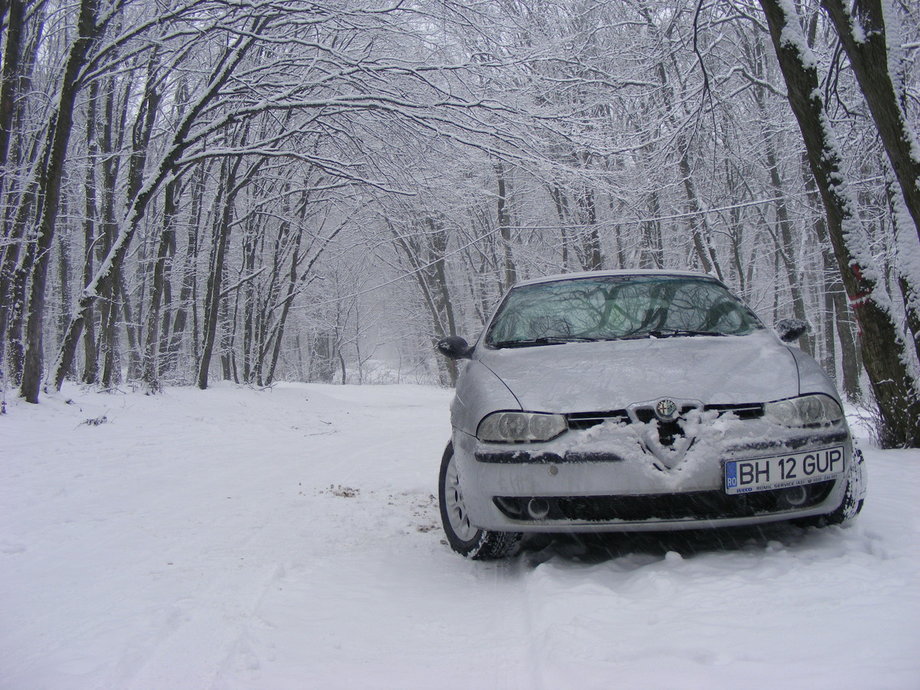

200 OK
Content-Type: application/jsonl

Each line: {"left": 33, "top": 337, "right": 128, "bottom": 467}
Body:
{"left": 527, "top": 498, "right": 550, "bottom": 519}
{"left": 781, "top": 486, "right": 808, "bottom": 507}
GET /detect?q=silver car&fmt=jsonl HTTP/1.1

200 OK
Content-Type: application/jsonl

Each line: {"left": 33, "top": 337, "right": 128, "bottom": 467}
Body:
{"left": 436, "top": 270, "right": 866, "bottom": 559}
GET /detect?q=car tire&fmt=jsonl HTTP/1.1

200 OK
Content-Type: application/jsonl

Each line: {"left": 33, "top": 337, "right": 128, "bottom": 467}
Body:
{"left": 438, "top": 442, "right": 521, "bottom": 560}
{"left": 823, "top": 474, "right": 865, "bottom": 526}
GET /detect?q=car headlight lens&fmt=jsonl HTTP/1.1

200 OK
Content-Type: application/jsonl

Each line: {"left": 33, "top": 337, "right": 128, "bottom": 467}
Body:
{"left": 764, "top": 394, "right": 844, "bottom": 428}
{"left": 477, "top": 411, "right": 567, "bottom": 443}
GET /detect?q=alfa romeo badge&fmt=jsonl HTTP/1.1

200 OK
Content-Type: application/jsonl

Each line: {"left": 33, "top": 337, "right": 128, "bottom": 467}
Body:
{"left": 655, "top": 398, "right": 679, "bottom": 421}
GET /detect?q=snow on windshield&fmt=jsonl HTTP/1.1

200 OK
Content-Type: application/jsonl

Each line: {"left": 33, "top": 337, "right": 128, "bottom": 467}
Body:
{"left": 487, "top": 276, "right": 763, "bottom": 346}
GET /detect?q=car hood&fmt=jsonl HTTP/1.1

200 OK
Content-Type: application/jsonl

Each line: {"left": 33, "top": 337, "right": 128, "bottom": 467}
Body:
{"left": 475, "top": 330, "right": 800, "bottom": 413}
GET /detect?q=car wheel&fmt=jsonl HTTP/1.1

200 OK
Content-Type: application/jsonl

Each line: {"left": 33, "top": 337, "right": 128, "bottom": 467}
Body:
{"left": 438, "top": 442, "right": 521, "bottom": 560}
{"left": 822, "top": 482, "right": 864, "bottom": 525}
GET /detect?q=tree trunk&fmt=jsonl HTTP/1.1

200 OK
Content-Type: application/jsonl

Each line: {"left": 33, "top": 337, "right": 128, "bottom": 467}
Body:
{"left": 5, "top": 221, "right": 34, "bottom": 385}
{"left": 97, "top": 77, "right": 123, "bottom": 389}
{"left": 265, "top": 192, "right": 311, "bottom": 384}
{"left": 801, "top": 152, "right": 861, "bottom": 397}
{"left": 0, "top": 0, "right": 25, "bottom": 203}
{"left": 576, "top": 186, "right": 603, "bottom": 271}
{"left": 549, "top": 184, "right": 571, "bottom": 270}
{"left": 821, "top": 0, "right": 920, "bottom": 245}
{"left": 495, "top": 161, "right": 516, "bottom": 289}
{"left": 80, "top": 81, "right": 100, "bottom": 383}
{"left": 119, "top": 274, "right": 140, "bottom": 381}
{"left": 197, "top": 161, "right": 237, "bottom": 390}
{"left": 141, "top": 174, "right": 178, "bottom": 392}
{"left": 19, "top": 0, "right": 100, "bottom": 402}
{"left": 99, "top": 268, "right": 121, "bottom": 388}
{"left": 678, "top": 151, "right": 723, "bottom": 280}
{"left": 196, "top": 149, "right": 263, "bottom": 389}
{"left": 1, "top": 5, "right": 47, "bottom": 393}
{"left": 640, "top": 191, "right": 664, "bottom": 270}
{"left": 219, "top": 281, "right": 236, "bottom": 383}
{"left": 390, "top": 216, "right": 459, "bottom": 385}
{"left": 884, "top": 164, "right": 920, "bottom": 368}
{"left": 56, "top": 210, "right": 72, "bottom": 378}
{"left": 164, "top": 164, "right": 206, "bottom": 376}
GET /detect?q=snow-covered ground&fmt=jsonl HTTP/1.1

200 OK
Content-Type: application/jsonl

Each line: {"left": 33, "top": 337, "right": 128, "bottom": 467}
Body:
{"left": 1, "top": 382, "right": 918, "bottom": 690}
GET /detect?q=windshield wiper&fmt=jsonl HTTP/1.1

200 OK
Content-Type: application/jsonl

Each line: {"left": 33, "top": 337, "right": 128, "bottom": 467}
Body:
{"left": 490, "top": 336, "right": 602, "bottom": 348}
{"left": 492, "top": 331, "right": 727, "bottom": 347}
{"left": 646, "top": 329, "right": 726, "bottom": 338}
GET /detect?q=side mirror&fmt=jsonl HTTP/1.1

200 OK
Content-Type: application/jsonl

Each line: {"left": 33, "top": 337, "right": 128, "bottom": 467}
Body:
{"left": 776, "top": 318, "right": 809, "bottom": 343}
{"left": 436, "top": 335, "right": 473, "bottom": 360}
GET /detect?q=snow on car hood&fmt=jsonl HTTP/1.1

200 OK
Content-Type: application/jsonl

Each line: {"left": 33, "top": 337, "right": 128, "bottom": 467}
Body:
{"left": 476, "top": 329, "right": 799, "bottom": 413}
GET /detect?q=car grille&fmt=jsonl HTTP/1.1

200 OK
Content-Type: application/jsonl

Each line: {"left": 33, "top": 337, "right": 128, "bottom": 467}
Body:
{"left": 566, "top": 410, "right": 631, "bottom": 430}
{"left": 706, "top": 403, "right": 765, "bottom": 420}
{"left": 566, "top": 403, "right": 764, "bottom": 431}
{"left": 493, "top": 480, "right": 834, "bottom": 522}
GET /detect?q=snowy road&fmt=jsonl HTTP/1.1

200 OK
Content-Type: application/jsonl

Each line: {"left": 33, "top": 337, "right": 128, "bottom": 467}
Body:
{"left": 1, "top": 382, "right": 918, "bottom": 689}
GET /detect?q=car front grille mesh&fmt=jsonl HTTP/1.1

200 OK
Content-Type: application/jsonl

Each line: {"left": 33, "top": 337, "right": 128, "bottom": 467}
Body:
{"left": 566, "top": 410, "right": 631, "bottom": 430}
{"left": 566, "top": 403, "right": 765, "bottom": 431}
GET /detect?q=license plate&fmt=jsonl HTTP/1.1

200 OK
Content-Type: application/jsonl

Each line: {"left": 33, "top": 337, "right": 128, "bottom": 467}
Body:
{"left": 724, "top": 446, "right": 845, "bottom": 495}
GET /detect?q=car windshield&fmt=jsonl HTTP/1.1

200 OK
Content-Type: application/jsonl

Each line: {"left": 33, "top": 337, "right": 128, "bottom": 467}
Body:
{"left": 486, "top": 275, "right": 763, "bottom": 347}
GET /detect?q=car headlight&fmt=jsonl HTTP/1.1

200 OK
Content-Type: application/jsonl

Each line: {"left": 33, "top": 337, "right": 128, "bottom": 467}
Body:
{"left": 477, "top": 411, "right": 567, "bottom": 443}
{"left": 764, "top": 394, "right": 844, "bottom": 428}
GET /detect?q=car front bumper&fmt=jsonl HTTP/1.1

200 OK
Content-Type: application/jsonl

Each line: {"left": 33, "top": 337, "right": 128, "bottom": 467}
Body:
{"left": 452, "top": 420, "right": 853, "bottom": 533}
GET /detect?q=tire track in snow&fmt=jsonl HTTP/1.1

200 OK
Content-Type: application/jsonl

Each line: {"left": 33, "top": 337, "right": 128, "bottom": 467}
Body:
{"left": 124, "top": 562, "right": 283, "bottom": 690}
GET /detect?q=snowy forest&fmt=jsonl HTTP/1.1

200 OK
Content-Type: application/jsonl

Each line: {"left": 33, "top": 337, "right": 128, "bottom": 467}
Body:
{"left": 1, "top": 0, "right": 919, "bottom": 446}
